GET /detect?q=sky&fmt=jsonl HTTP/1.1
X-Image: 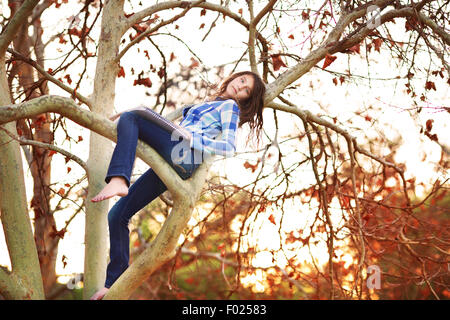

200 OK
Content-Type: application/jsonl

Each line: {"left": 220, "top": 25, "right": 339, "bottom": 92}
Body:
{"left": 0, "top": 0, "right": 448, "bottom": 291}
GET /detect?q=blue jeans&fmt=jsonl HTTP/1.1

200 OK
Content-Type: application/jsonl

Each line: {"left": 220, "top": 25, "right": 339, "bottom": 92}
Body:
{"left": 103, "top": 110, "right": 202, "bottom": 288}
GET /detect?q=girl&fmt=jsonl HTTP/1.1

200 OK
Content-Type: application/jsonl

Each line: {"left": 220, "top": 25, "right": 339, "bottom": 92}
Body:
{"left": 90, "top": 71, "right": 266, "bottom": 300}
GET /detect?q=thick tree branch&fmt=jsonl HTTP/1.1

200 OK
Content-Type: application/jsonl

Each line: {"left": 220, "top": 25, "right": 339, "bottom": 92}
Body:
{"left": 121, "top": 0, "right": 271, "bottom": 76}
{"left": 252, "top": 0, "right": 278, "bottom": 26}
{"left": 329, "top": 5, "right": 449, "bottom": 54}
{"left": 264, "top": 0, "right": 396, "bottom": 102}
{"left": 103, "top": 161, "right": 211, "bottom": 299}
{"left": 126, "top": 1, "right": 243, "bottom": 29}
{"left": 416, "top": 10, "right": 450, "bottom": 47}
{"left": 0, "top": 0, "right": 40, "bottom": 55}
{"left": 0, "top": 267, "right": 31, "bottom": 300}
{"left": 0, "top": 95, "right": 217, "bottom": 300}
{"left": 0, "top": 95, "right": 192, "bottom": 200}
{"left": 247, "top": 0, "right": 278, "bottom": 73}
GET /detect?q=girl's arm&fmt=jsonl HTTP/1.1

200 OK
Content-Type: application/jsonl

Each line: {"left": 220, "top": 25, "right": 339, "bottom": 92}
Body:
{"left": 190, "top": 101, "right": 240, "bottom": 157}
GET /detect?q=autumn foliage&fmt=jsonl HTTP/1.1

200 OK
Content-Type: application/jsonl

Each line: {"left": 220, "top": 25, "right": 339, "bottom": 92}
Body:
{"left": 0, "top": 0, "right": 449, "bottom": 301}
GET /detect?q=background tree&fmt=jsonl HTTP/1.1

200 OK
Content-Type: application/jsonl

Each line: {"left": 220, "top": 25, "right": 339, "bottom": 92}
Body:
{"left": 0, "top": 0, "right": 448, "bottom": 300}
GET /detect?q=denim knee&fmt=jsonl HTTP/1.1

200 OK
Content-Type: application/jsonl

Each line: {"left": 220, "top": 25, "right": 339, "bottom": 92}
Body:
{"left": 117, "top": 111, "right": 137, "bottom": 125}
{"left": 107, "top": 201, "right": 130, "bottom": 228}
{"left": 120, "top": 111, "right": 137, "bottom": 119}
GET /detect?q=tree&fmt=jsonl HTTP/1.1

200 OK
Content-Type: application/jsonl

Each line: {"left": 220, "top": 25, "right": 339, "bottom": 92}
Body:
{"left": 0, "top": 0, "right": 448, "bottom": 300}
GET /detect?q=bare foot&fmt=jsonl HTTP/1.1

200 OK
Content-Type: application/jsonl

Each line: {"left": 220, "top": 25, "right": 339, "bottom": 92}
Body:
{"left": 91, "top": 177, "right": 128, "bottom": 202}
{"left": 90, "top": 287, "right": 109, "bottom": 300}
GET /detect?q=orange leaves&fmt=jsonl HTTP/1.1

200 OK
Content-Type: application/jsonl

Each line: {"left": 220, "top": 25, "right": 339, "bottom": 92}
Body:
{"left": 184, "top": 277, "right": 197, "bottom": 285}
{"left": 373, "top": 38, "right": 383, "bottom": 52}
{"left": 425, "top": 81, "right": 436, "bottom": 91}
{"left": 133, "top": 239, "right": 141, "bottom": 248}
{"left": 217, "top": 243, "right": 226, "bottom": 257}
{"left": 133, "top": 75, "right": 152, "bottom": 88}
{"left": 431, "top": 68, "right": 445, "bottom": 79}
{"left": 68, "top": 27, "right": 90, "bottom": 38}
{"left": 332, "top": 76, "right": 346, "bottom": 86}
{"left": 268, "top": 214, "right": 276, "bottom": 225}
{"left": 301, "top": 10, "right": 310, "bottom": 20}
{"left": 286, "top": 232, "right": 310, "bottom": 245}
{"left": 426, "top": 119, "right": 434, "bottom": 132}
{"left": 443, "top": 290, "right": 450, "bottom": 299}
{"left": 129, "top": 15, "right": 158, "bottom": 41}
{"left": 189, "top": 58, "right": 199, "bottom": 69}
{"left": 318, "top": 21, "right": 327, "bottom": 30}
{"left": 364, "top": 115, "right": 373, "bottom": 122}
{"left": 243, "top": 160, "right": 258, "bottom": 172}
{"left": 57, "top": 74, "right": 72, "bottom": 87}
{"left": 423, "top": 118, "right": 439, "bottom": 142}
{"left": 157, "top": 67, "right": 165, "bottom": 79}
{"left": 68, "top": 28, "right": 82, "bottom": 37}
{"left": 58, "top": 35, "right": 67, "bottom": 44}
{"left": 271, "top": 54, "right": 287, "bottom": 71}
{"left": 405, "top": 16, "right": 423, "bottom": 32}
{"left": 425, "top": 132, "right": 439, "bottom": 142}
{"left": 64, "top": 74, "right": 72, "bottom": 85}
{"left": 322, "top": 53, "right": 337, "bottom": 69}
{"left": 117, "top": 66, "right": 125, "bottom": 78}
{"left": 365, "top": 38, "right": 383, "bottom": 53}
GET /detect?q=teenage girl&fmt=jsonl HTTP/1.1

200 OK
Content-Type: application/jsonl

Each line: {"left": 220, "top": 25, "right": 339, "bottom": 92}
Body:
{"left": 90, "top": 71, "right": 266, "bottom": 300}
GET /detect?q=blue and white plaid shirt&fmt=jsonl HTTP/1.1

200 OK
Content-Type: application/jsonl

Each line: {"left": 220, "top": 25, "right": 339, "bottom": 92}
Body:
{"left": 179, "top": 97, "right": 240, "bottom": 158}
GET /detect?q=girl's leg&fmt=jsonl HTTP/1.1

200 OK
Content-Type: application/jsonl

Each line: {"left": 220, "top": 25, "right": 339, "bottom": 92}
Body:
{"left": 90, "top": 168, "right": 167, "bottom": 300}
{"left": 91, "top": 112, "right": 141, "bottom": 202}
{"left": 91, "top": 110, "right": 195, "bottom": 202}
{"left": 104, "top": 167, "right": 168, "bottom": 289}
{"left": 90, "top": 110, "right": 201, "bottom": 297}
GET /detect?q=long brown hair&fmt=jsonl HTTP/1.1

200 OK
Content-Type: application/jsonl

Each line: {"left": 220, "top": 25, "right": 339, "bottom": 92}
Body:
{"left": 212, "top": 71, "right": 266, "bottom": 145}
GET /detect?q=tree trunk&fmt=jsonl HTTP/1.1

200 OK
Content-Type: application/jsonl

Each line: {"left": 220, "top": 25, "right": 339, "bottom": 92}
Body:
{"left": 11, "top": 8, "right": 57, "bottom": 296}
{"left": 83, "top": 0, "right": 126, "bottom": 299}
{"left": 0, "top": 58, "right": 44, "bottom": 299}
{"left": 104, "top": 161, "right": 211, "bottom": 300}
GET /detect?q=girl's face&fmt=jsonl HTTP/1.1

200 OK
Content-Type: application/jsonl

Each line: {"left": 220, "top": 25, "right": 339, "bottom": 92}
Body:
{"left": 222, "top": 74, "right": 255, "bottom": 101}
